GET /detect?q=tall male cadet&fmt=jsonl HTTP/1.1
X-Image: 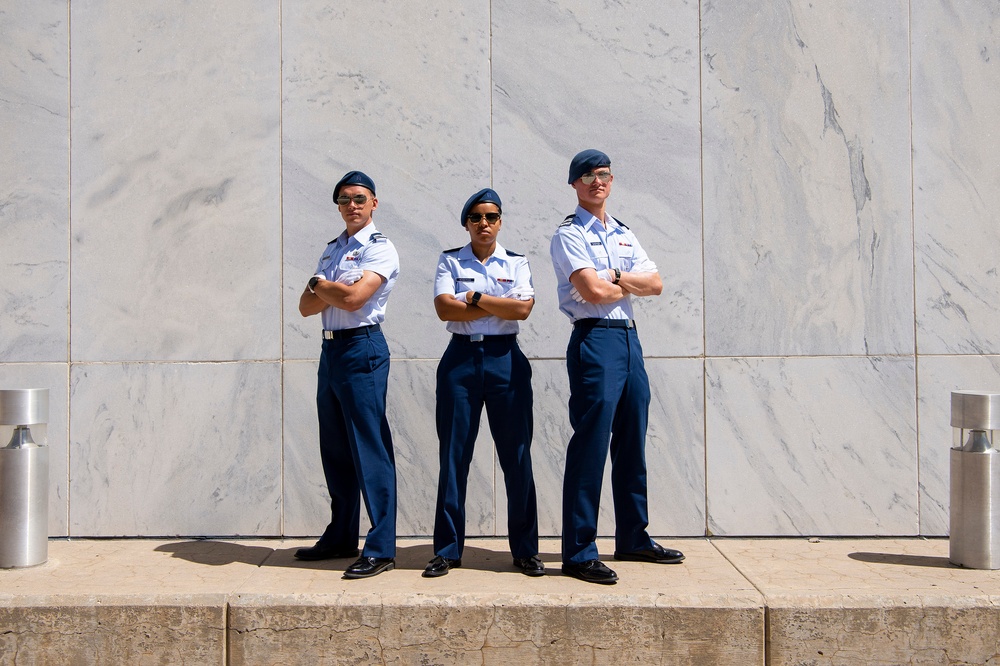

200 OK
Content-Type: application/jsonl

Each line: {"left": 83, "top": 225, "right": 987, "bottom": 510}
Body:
{"left": 549, "top": 149, "right": 684, "bottom": 585}
{"left": 297, "top": 170, "right": 400, "bottom": 579}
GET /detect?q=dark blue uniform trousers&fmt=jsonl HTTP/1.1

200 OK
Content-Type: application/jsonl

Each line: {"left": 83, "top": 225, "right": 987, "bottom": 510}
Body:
{"left": 433, "top": 335, "right": 538, "bottom": 560}
{"left": 563, "top": 323, "right": 654, "bottom": 564}
{"left": 316, "top": 329, "right": 396, "bottom": 558}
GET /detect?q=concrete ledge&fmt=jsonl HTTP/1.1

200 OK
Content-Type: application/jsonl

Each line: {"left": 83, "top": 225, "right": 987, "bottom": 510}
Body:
{"left": 716, "top": 539, "right": 1000, "bottom": 665}
{"left": 0, "top": 602, "right": 224, "bottom": 665}
{"left": 2, "top": 537, "right": 996, "bottom": 664}
{"left": 228, "top": 539, "right": 762, "bottom": 664}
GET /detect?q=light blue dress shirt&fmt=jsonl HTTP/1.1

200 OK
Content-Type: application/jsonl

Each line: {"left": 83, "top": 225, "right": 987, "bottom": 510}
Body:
{"left": 433, "top": 242, "right": 533, "bottom": 336}
{"left": 549, "top": 205, "right": 656, "bottom": 322}
{"left": 314, "top": 222, "right": 399, "bottom": 330}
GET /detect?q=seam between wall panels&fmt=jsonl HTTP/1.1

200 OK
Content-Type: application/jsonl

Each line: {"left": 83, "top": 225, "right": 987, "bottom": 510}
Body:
{"left": 66, "top": 0, "right": 74, "bottom": 537}
{"left": 698, "top": 0, "right": 709, "bottom": 539}
{"left": 278, "top": 0, "right": 285, "bottom": 537}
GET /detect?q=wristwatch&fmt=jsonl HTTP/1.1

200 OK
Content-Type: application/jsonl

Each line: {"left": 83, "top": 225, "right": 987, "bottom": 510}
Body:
{"left": 308, "top": 276, "right": 321, "bottom": 293}
{"left": 612, "top": 268, "right": 621, "bottom": 284}
{"left": 471, "top": 291, "right": 483, "bottom": 306}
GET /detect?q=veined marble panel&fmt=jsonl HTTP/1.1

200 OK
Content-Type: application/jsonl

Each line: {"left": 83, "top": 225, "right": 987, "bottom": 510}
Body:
{"left": 706, "top": 357, "right": 918, "bottom": 536}
{"left": 0, "top": 1, "right": 69, "bottom": 362}
{"left": 916, "top": 355, "right": 1000, "bottom": 536}
{"left": 283, "top": 357, "right": 496, "bottom": 540}
{"left": 0, "top": 363, "right": 69, "bottom": 535}
{"left": 287, "top": 355, "right": 704, "bottom": 543}
{"left": 490, "top": 0, "right": 704, "bottom": 360}
{"left": 68, "top": 362, "right": 281, "bottom": 536}
{"left": 511, "top": 358, "right": 707, "bottom": 541}
{"left": 702, "top": 1, "right": 913, "bottom": 357}
{"left": 282, "top": 360, "right": 371, "bottom": 538}
{"left": 282, "top": 1, "right": 492, "bottom": 361}
{"left": 69, "top": 0, "right": 280, "bottom": 362}
{"left": 913, "top": 1, "right": 1000, "bottom": 355}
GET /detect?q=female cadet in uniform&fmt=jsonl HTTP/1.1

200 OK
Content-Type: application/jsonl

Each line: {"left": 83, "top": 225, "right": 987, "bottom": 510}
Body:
{"left": 422, "top": 188, "right": 543, "bottom": 578}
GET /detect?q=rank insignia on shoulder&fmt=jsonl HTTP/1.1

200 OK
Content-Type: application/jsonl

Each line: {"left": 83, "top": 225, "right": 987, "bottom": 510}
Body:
{"left": 612, "top": 217, "right": 629, "bottom": 229}
{"left": 558, "top": 214, "right": 575, "bottom": 227}
{"left": 506, "top": 249, "right": 524, "bottom": 257}
{"left": 369, "top": 232, "right": 387, "bottom": 243}
{"left": 444, "top": 247, "right": 462, "bottom": 253}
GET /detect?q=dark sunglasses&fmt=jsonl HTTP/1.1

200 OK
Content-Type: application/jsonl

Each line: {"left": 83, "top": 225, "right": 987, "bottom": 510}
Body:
{"left": 336, "top": 194, "right": 370, "bottom": 206}
{"left": 467, "top": 212, "right": 501, "bottom": 224}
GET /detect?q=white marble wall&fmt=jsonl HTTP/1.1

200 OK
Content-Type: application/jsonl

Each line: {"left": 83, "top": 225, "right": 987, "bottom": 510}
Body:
{"left": 0, "top": 0, "right": 997, "bottom": 539}
{"left": 70, "top": 0, "right": 281, "bottom": 362}
{"left": 69, "top": 362, "right": 282, "bottom": 536}
{"left": 913, "top": 0, "right": 1000, "bottom": 356}
{"left": 703, "top": 0, "right": 913, "bottom": 357}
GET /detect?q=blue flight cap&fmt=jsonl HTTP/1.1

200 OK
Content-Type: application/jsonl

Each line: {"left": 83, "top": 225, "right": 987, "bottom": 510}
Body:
{"left": 460, "top": 188, "right": 502, "bottom": 225}
{"left": 567, "top": 149, "right": 612, "bottom": 184}
{"left": 332, "top": 170, "right": 376, "bottom": 201}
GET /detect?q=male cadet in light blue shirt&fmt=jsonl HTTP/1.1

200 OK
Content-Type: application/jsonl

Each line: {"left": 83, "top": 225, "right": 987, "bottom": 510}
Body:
{"left": 549, "top": 149, "right": 685, "bottom": 585}
{"left": 297, "top": 170, "right": 400, "bottom": 579}
{"left": 422, "top": 187, "right": 543, "bottom": 579}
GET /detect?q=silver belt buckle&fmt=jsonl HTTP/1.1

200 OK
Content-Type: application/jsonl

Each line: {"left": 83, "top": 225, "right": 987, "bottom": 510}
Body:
{"left": 470, "top": 333, "right": 484, "bottom": 342}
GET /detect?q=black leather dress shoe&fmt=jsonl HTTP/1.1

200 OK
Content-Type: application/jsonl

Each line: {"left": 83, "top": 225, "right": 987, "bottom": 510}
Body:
{"left": 422, "top": 555, "right": 461, "bottom": 578}
{"left": 343, "top": 556, "right": 395, "bottom": 579}
{"left": 614, "top": 542, "right": 685, "bottom": 564}
{"left": 512, "top": 555, "right": 545, "bottom": 577}
{"left": 561, "top": 559, "right": 618, "bottom": 584}
{"left": 294, "top": 544, "right": 360, "bottom": 561}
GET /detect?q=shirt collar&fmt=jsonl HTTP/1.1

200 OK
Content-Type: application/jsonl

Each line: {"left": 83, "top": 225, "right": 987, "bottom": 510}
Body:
{"left": 457, "top": 241, "right": 510, "bottom": 263}
{"left": 574, "top": 205, "right": 620, "bottom": 233}
{"left": 337, "top": 222, "right": 380, "bottom": 247}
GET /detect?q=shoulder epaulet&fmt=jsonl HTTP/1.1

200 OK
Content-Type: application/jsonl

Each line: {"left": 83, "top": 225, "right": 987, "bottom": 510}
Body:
{"left": 326, "top": 238, "right": 337, "bottom": 245}
{"left": 368, "top": 232, "right": 387, "bottom": 243}
{"left": 609, "top": 215, "right": 629, "bottom": 230}
{"left": 558, "top": 214, "right": 576, "bottom": 228}
{"left": 443, "top": 247, "right": 462, "bottom": 254}
{"left": 505, "top": 249, "right": 524, "bottom": 257}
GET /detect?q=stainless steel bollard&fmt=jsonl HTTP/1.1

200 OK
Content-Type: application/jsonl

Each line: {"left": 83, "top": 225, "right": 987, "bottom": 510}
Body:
{"left": 950, "top": 390, "right": 1000, "bottom": 569}
{"left": 0, "top": 388, "right": 49, "bottom": 568}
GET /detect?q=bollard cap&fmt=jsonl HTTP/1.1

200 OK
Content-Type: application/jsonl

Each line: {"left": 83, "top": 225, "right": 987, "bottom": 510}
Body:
{"left": 0, "top": 389, "right": 49, "bottom": 426}
{"left": 951, "top": 390, "right": 1000, "bottom": 430}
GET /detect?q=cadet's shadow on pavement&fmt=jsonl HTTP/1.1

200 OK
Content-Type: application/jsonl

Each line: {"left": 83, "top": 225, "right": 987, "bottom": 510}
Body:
{"left": 848, "top": 551, "right": 955, "bottom": 569}
{"left": 154, "top": 540, "right": 544, "bottom": 574}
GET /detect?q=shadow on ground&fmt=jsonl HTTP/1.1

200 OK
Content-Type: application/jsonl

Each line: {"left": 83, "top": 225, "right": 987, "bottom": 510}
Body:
{"left": 154, "top": 540, "right": 548, "bottom": 574}
{"left": 848, "top": 551, "right": 955, "bottom": 569}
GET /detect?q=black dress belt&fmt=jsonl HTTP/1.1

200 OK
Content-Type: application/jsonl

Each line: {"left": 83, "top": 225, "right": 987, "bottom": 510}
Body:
{"left": 573, "top": 318, "right": 635, "bottom": 329}
{"left": 323, "top": 324, "right": 381, "bottom": 340}
{"left": 452, "top": 333, "right": 517, "bottom": 343}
